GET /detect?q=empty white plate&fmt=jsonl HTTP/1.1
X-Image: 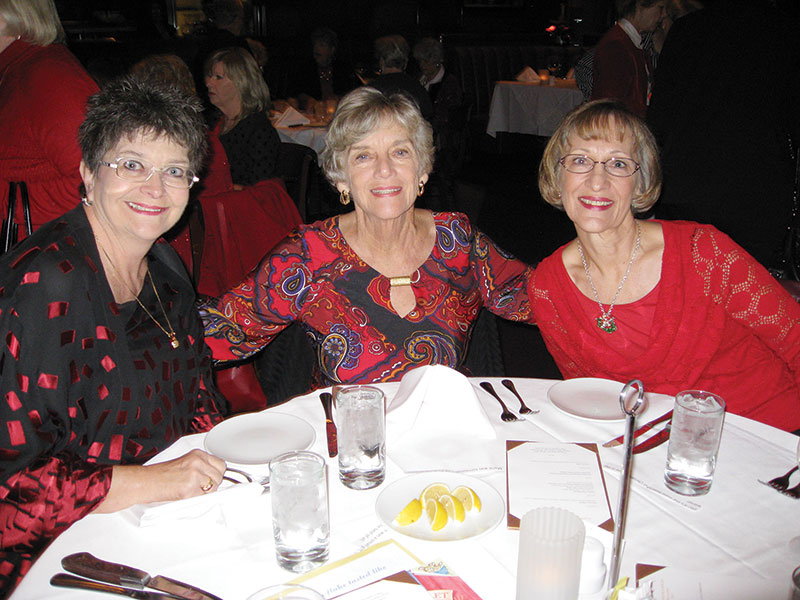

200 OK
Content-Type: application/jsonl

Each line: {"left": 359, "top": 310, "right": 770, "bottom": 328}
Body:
{"left": 205, "top": 412, "right": 316, "bottom": 465}
{"left": 547, "top": 378, "right": 635, "bottom": 422}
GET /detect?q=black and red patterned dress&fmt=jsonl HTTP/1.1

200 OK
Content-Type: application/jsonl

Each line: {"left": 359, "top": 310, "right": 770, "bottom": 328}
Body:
{"left": 202, "top": 212, "right": 531, "bottom": 386}
{"left": 0, "top": 207, "right": 225, "bottom": 595}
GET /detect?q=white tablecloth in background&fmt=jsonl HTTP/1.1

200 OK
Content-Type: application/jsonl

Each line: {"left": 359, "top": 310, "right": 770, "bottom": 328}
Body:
{"left": 276, "top": 125, "right": 327, "bottom": 162}
{"left": 11, "top": 378, "right": 800, "bottom": 600}
{"left": 486, "top": 81, "right": 584, "bottom": 138}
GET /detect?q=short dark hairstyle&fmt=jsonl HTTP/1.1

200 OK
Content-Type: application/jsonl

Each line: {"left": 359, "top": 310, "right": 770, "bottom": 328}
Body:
{"left": 79, "top": 75, "right": 207, "bottom": 174}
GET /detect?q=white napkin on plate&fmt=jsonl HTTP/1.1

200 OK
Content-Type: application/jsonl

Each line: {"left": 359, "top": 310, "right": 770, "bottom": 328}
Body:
{"left": 386, "top": 365, "right": 500, "bottom": 473}
{"left": 273, "top": 106, "right": 311, "bottom": 127}
{"left": 131, "top": 482, "right": 264, "bottom": 527}
{"left": 515, "top": 66, "right": 540, "bottom": 82}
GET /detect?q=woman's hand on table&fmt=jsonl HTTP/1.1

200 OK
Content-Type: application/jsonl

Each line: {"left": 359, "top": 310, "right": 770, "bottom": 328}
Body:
{"left": 93, "top": 449, "right": 227, "bottom": 513}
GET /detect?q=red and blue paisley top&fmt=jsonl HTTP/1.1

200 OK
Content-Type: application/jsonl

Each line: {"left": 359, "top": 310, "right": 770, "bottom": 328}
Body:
{"left": 202, "top": 212, "right": 531, "bottom": 386}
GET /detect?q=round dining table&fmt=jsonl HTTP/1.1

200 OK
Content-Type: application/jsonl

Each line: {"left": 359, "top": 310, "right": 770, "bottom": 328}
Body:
{"left": 10, "top": 377, "right": 800, "bottom": 600}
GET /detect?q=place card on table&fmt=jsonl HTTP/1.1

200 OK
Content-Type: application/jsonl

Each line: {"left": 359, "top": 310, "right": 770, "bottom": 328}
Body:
{"left": 336, "top": 561, "right": 483, "bottom": 600}
{"left": 635, "top": 564, "right": 789, "bottom": 599}
{"left": 506, "top": 441, "right": 614, "bottom": 531}
{"left": 290, "top": 539, "right": 421, "bottom": 598}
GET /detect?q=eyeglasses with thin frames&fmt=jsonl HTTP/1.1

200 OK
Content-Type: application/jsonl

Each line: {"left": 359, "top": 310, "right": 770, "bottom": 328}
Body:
{"left": 559, "top": 154, "right": 640, "bottom": 178}
{"left": 100, "top": 158, "right": 199, "bottom": 189}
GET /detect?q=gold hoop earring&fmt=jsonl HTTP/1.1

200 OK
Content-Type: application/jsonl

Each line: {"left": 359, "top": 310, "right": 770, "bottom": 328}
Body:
{"left": 418, "top": 181, "right": 425, "bottom": 197}
{"left": 339, "top": 189, "right": 351, "bottom": 205}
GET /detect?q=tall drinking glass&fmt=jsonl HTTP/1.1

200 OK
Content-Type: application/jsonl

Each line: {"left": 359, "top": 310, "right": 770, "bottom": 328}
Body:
{"left": 664, "top": 390, "right": 725, "bottom": 496}
{"left": 269, "top": 451, "right": 329, "bottom": 573}
{"left": 334, "top": 385, "right": 386, "bottom": 490}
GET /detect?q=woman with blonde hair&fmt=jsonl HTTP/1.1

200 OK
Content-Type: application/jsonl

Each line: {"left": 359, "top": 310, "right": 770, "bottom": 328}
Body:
{"left": 204, "top": 46, "right": 280, "bottom": 187}
{"left": 528, "top": 99, "right": 800, "bottom": 431}
{"left": 0, "top": 0, "right": 98, "bottom": 242}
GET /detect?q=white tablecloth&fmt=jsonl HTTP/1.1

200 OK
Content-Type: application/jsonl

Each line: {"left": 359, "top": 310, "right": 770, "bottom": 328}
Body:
{"left": 11, "top": 378, "right": 800, "bottom": 600}
{"left": 486, "top": 81, "right": 584, "bottom": 138}
{"left": 276, "top": 125, "right": 327, "bottom": 163}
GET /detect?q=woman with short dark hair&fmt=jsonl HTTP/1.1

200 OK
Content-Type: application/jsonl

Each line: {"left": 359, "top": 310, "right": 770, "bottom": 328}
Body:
{"left": 0, "top": 76, "right": 227, "bottom": 594}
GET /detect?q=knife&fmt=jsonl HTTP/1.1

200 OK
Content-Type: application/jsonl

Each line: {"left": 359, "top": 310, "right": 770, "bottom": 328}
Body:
{"left": 632, "top": 422, "right": 672, "bottom": 454}
{"left": 603, "top": 410, "right": 673, "bottom": 448}
{"left": 51, "top": 573, "right": 176, "bottom": 599}
{"left": 62, "top": 552, "right": 223, "bottom": 600}
{"left": 320, "top": 391, "right": 338, "bottom": 457}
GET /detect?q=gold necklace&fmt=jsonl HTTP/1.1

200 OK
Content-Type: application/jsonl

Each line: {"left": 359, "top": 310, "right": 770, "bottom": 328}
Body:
{"left": 99, "top": 245, "right": 180, "bottom": 349}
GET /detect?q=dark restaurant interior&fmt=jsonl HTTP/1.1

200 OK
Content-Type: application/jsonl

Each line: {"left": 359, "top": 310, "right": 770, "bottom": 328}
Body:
{"left": 30, "top": 0, "right": 800, "bottom": 383}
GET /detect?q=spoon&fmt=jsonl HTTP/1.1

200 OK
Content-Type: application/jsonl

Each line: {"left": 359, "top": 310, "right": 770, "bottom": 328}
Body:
{"left": 501, "top": 379, "right": 538, "bottom": 414}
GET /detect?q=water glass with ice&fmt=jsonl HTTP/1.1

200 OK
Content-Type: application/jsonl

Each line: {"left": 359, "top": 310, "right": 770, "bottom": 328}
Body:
{"left": 334, "top": 385, "right": 386, "bottom": 490}
{"left": 664, "top": 390, "right": 725, "bottom": 496}
{"left": 269, "top": 450, "right": 329, "bottom": 573}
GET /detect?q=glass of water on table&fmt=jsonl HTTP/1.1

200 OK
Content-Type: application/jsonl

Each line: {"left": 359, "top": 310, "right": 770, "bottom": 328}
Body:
{"left": 334, "top": 385, "right": 386, "bottom": 490}
{"left": 664, "top": 390, "right": 726, "bottom": 496}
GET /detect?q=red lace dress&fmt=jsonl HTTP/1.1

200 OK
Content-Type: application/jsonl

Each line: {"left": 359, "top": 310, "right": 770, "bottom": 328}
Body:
{"left": 528, "top": 220, "right": 800, "bottom": 431}
{"left": 202, "top": 212, "right": 531, "bottom": 387}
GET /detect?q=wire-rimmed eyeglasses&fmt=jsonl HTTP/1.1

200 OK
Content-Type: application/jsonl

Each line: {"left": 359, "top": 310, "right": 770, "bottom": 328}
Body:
{"left": 100, "top": 158, "right": 199, "bottom": 189}
{"left": 559, "top": 154, "right": 640, "bottom": 178}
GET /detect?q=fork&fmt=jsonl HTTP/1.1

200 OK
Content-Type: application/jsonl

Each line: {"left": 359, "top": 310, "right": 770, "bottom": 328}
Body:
{"left": 501, "top": 379, "right": 538, "bottom": 414}
{"left": 766, "top": 465, "right": 799, "bottom": 491}
{"left": 479, "top": 381, "right": 519, "bottom": 422}
{"left": 781, "top": 483, "right": 800, "bottom": 498}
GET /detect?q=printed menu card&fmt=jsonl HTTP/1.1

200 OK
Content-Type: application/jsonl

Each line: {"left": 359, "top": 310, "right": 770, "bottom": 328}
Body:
{"left": 506, "top": 441, "right": 614, "bottom": 531}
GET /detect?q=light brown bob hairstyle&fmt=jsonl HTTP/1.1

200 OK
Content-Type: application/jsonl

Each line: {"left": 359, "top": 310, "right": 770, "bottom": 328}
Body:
{"left": 539, "top": 99, "right": 661, "bottom": 214}
{"left": 204, "top": 46, "right": 271, "bottom": 118}
{"left": 0, "top": 0, "right": 65, "bottom": 46}
{"left": 321, "top": 86, "right": 434, "bottom": 187}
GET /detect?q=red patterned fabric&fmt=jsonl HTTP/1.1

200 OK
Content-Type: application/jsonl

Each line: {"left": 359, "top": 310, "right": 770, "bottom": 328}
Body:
{"left": 0, "top": 40, "right": 98, "bottom": 235}
{"left": 529, "top": 220, "right": 800, "bottom": 431}
{"left": 202, "top": 212, "right": 531, "bottom": 388}
{"left": 0, "top": 207, "right": 224, "bottom": 596}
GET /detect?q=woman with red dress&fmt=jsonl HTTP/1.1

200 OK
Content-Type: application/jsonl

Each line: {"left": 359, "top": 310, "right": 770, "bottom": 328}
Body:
{"left": 201, "top": 87, "right": 531, "bottom": 388}
{"left": 529, "top": 99, "right": 800, "bottom": 432}
{"left": 0, "top": 0, "right": 98, "bottom": 240}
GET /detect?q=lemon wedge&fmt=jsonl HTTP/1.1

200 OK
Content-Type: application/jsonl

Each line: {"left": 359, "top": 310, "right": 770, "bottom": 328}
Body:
{"left": 425, "top": 498, "right": 448, "bottom": 531}
{"left": 439, "top": 494, "right": 465, "bottom": 522}
{"left": 451, "top": 485, "right": 481, "bottom": 512}
{"left": 394, "top": 498, "right": 423, "bottom": 526}
{"left": 419, "top": 482, "right": 450, "bottom": 505}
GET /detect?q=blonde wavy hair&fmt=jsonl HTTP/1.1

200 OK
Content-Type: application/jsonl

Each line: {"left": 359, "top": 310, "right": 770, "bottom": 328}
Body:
{"left": 205, "top": 47, "right": 271, "bottom": 118}
{"left": 0, "top": 0, "right": 65, "bottom": 46}
{"left": 539, "top": 99, "right": 661, "bottom": 214}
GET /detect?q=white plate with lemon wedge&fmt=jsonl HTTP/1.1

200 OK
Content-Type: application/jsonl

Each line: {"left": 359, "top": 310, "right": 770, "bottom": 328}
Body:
{"left": 375, "top": 472, "right": 504, "bottom": 542}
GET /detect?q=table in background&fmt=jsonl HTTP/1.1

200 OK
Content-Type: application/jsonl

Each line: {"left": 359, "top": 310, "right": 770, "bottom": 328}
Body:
{"left": 486, "top": 80, "right": 584, "bottom": 138}
{"left": 11, "top": 378, "right": 799, "bottom": 600}
{"left": 276, "top": 125, "right": 327, "bottom": 162}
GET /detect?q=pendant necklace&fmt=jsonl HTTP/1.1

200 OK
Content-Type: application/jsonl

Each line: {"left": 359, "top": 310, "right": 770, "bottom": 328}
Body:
{"left": 575, "top": 221, "right": 641, "bottom": 334}
{"left": 99, "top": 245, "right": 180, "bottom": 349}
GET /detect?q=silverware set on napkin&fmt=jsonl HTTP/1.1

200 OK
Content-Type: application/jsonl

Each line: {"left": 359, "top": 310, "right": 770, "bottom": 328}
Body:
{"left": 479, "top": 380, "right": 540, "bottom": 422}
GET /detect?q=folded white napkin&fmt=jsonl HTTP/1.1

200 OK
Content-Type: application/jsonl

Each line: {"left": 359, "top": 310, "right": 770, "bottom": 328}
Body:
{"left": 131, "top": 482, "right": 264, "bottom": 527}
{"left": 515, "top": 66, "right": 540, "bottom": 82}
{"left": 274, "top": 106, "right": 311, "bottom": 127}
{"left": 386, "top": 365, "right": 500, "bottom": 472}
